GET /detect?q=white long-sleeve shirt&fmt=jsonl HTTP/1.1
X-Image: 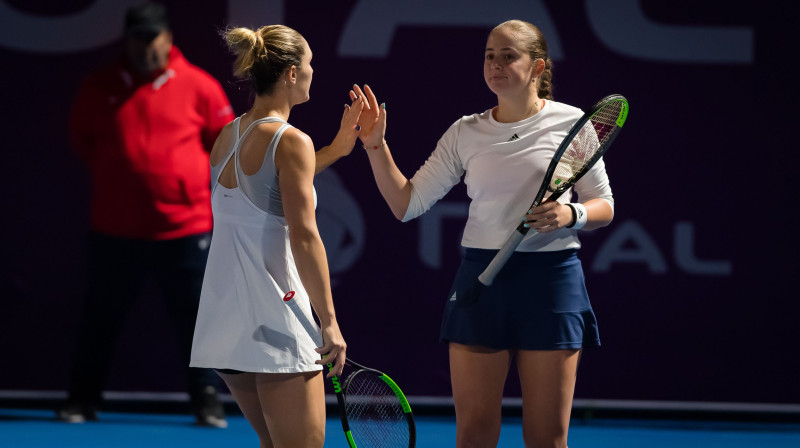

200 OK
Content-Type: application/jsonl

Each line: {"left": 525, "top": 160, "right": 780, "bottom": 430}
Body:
{"left": 404, "top": 100, "right": 614, "bottom": 252}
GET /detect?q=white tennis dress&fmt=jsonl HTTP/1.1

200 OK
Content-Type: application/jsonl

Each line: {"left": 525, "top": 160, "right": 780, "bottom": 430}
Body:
{"left": 190, "top": 116, "right": 322, "bottom": 373}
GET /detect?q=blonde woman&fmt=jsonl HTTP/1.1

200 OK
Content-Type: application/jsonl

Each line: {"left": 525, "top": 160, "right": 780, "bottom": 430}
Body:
{"left": 190, "top": 25, "right": 362, "bottom": 447}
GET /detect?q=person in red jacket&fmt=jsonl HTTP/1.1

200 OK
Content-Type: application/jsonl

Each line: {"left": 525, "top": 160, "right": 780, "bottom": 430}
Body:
{"left": 58, "top": 3, "right": 235, "bottom": 428}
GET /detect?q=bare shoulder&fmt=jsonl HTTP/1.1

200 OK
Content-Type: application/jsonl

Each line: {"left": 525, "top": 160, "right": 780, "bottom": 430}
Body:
{"left": 218, "top": 120, "right": 236, "bottom": 139}
{"left": 274, "top": 127, "right": 315, "bottom": 175}
{"left": 209, "top": 120, "right": 237, "bottom": 165}
{"left": 244, "top": 122, "right": 312, "bottom": 150}
{"left": 279, "top": 126, "right": 314, "bottom": 153}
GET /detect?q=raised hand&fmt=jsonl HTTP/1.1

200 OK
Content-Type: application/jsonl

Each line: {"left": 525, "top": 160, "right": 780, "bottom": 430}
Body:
{"left": 349, "top": 84, "right": 386, "bottom": 148}
{"left": 331, "top": 94, "right": 365, "bottom": 157}
{"left": 314, "top": 94, "right": 364, "bottom": 173}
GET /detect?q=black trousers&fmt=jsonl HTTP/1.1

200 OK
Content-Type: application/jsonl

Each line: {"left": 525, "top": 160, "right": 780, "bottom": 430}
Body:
{"left": 67, "top": 231, "right": 217, "bottom": 407}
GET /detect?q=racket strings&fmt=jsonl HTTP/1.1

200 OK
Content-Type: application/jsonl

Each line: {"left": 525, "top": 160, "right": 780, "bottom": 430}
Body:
{"left": 551, "top": 101, "right": 624, "bottom": 189}
{"left": 345, "top": 372, "right": 410, "bottom": 448}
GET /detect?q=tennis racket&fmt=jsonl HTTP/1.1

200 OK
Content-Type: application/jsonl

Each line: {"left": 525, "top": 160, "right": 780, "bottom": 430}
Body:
{"left": 474, "top": 94, "right": 628, "bottom": 291}
{"left": 283, "top": 291, "right": 416, "bottom": 448}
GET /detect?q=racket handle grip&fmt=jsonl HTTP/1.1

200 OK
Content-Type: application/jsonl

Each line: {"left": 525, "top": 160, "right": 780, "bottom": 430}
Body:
{"left": 478, "top": 230, "right": 526, "bottom": 286}
{"left": 283, "top": 291, "right": 323, "bottom": 346}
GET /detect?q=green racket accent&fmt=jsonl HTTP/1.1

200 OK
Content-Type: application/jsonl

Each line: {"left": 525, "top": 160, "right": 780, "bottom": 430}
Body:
{"left": 379, "top": 374, "right": 412, "bottom": 414}
{"left": 588, "top": 97, "right": 628, "bottom": 128}
{"left": 329, "top": 370, "right": 342, "bottom": 393}
{"left": 346, "top": 430, "right": 357, "bottom": 447}
{"left": 616, "top": 99, "right": 629, "bottom": 127}
{"left": 325, "top": 359, "right": 343, "bottom": 393}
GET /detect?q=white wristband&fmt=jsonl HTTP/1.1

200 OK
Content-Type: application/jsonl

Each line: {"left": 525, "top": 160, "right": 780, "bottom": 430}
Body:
{"left": 568, "top": 203, "right": 588, "bottom": 230}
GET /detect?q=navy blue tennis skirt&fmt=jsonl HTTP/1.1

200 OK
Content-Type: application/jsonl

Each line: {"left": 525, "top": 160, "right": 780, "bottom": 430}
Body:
{"left": 440, "top": 248, "right": 600, "bottom": 350}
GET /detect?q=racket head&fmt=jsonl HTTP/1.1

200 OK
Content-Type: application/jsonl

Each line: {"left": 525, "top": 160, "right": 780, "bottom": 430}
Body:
{"left": 547, "top": 94, "right": 628, "bottom": 197}
{"left": 340, "top": 364, "right": 416, "bottom": 448}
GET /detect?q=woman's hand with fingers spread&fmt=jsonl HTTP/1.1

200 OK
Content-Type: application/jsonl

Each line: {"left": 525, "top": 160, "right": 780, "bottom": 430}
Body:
{"left": 350, "top": 84, "right": 386, "bottom": 148}
{"left": 313, "top": 94, "right": 365, "bottom": 173}
{"left": 330, "top": 94, "right": 365, "bottom": 157}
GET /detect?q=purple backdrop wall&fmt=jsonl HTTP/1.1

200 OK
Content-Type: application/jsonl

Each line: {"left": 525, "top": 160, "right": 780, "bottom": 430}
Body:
{"left": 1, "top": 0, "right": 796, "bottom": 406}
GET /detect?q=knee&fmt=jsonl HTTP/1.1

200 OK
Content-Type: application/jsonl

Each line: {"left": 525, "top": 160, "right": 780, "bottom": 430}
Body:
{"left": 457, "top": 424, "right": 501, "bottom": 448}
{"left": 297, "top": 424, "right": 324, "bottom": 448}
{"left": 523, "top": 430, "right": 568, "bottom": 448}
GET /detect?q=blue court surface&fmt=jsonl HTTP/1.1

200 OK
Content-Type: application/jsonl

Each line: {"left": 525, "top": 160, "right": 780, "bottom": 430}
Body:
{"left": 2, "top": 408, "right": 800, "bottom": 447}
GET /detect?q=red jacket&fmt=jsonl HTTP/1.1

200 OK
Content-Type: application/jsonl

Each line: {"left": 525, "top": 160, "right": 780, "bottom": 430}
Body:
{"left": 69, "top": 46, "right": 234, "bottom": 240}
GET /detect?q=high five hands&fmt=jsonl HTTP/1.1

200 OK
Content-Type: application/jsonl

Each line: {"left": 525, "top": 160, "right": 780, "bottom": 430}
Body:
{"left": 349, "top": 84, "right": 386, "bottom": 149}
{"left": 330, "top": 91, "right": 365, "bottom": 158}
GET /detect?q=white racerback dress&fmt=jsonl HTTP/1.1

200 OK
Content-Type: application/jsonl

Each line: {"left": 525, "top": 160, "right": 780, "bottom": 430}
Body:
{"left": 190, "top": 116, "right": 322, "bottom": 373}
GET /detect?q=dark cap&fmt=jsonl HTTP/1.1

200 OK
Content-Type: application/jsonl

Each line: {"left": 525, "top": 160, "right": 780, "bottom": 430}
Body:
{"left": 124, "top": 3, "right": 169, "bottom": 38}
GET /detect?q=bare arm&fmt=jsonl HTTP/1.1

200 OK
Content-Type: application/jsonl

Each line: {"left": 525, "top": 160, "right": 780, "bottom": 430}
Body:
{"left": 363, "top": 141, "right": 413, "bottom": 220}
{"left": 208, "top": 122, "right": 235, "bottom": 166}
{"left": 276, "top": 129, "right": 346, "bottom": 377}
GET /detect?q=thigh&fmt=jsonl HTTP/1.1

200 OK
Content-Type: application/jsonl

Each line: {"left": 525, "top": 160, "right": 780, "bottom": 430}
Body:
{"left": 449, "top": 343, "right": 512, "bottom": 446}
{"left": 256, "top": 371, "right": 326, "bottom": 448}
{"left": 516, "top": 349, "right": 581, "bottom": 448}
{"left": 217, "top": 372, "right": 272, "bottom": 446}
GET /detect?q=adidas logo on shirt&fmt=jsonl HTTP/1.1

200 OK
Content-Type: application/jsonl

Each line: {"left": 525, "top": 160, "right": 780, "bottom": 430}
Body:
{"left": 507, "top": 133, "right": 520, "bottom": 142}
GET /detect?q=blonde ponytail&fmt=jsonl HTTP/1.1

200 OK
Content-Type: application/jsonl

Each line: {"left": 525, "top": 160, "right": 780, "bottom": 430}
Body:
{"left": 223, "top": 25, "right": 305, "bottom": 95}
